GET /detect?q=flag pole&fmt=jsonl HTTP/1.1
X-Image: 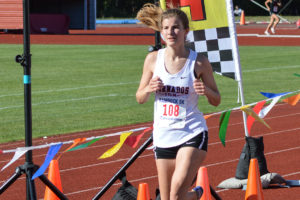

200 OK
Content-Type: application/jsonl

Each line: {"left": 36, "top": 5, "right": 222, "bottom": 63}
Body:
{"left": 226, "top": 0, "right": 249, "bottom": 137}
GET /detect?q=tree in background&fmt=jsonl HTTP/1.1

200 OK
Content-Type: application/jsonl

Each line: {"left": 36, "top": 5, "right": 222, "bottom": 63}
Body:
{"left": 97, "top": 0, "right": 149, "bottom": 18}
{"left": 97, "top": 0, "right": 299, "bottom": 18}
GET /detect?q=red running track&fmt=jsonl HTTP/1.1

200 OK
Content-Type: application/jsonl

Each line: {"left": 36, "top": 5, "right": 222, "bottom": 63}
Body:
{"left": 0, "top": 23, "right": 299, "bottom": 199}
{"left": 0, "top": 103, "right": 299, "bottom": 199}
{"left": 0, "top": 23, "right": 300, "bottom": 46}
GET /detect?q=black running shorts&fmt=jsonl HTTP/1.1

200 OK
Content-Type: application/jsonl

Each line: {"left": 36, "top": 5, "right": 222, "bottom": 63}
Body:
{"left": 154, "top": 131, "right": 208, "bottom": 159}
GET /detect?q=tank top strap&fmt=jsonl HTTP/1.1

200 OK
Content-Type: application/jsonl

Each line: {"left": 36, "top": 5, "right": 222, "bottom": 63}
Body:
{"left": 153, "top": 49, "right": 165, "bottom": 77}
{"left": 187, "top": 50, "right": 198, "bottom": 81}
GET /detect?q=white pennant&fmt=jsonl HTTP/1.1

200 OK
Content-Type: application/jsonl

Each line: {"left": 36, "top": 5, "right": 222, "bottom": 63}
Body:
{"left": 258, "top": 96, "right": 281, "bottom": 118}
{"left": 1, "top": 147, "right": 29, "bottom": 171}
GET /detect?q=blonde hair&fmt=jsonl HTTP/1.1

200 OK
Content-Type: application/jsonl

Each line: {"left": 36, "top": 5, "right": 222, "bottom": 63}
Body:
{"left": 136, "top": 3, "right": 189, "bottom": 31}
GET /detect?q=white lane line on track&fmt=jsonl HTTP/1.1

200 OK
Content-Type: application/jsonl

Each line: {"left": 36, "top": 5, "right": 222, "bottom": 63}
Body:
{"left": 36, "top": 175, "right": 160, "bottom": 200}
{"left": 0, "top": 93, "right": 135, "bottom": 111}
{"left": 0, "top": 122, "right": 153, "bottom": 148}
{"left": 238, "top": 34, "right": 300, "bottom": 38}
{"left": 205, "top": 146, "right": 300, "bottom": 168}
{"left": 40, "top": 169, "right": 300, "bottom": 198}
{"left": 215, "top": 171, "right": 300, "bottom": 194}
{"left": 209, "top": 127, "right": 300, "bottom": 146}
{"left": 0, "top": 81, "right": 139, "bottom": 98}
{"left": 1, "top": 125, "right": 298, "bottom": 165}
{"left": 208, "top": 112, "right": 300, "bottom": 132}
{"left": 38, "top": 167, "right": 300, "bottom": 198}
{"left": 0, "top": 101, "right": 296, "bottom": 149}
{"left": 2, "top": 143, "right": 299, "bottom": 185}
{"left": 243, "top": 65, "right": 300, "bottom": 73}
{"left": 0, "top": 108, "right": 298, "bottom": 156}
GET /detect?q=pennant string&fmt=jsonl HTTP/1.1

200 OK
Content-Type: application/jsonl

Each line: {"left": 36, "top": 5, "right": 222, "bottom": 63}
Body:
{"left": 258, "top": 96, "right": 281, "bottom": 118}
{"left": 247, "top": 100, "right": 266, "bottom": 135}
{"left": 57, "top": 138, "right": 86, "bottom": 160}
{"left": 260, "top": 91, "right": 290, "bottom": 98}
{"left": 2, "top": 127, "right": 148, "bottom": 154}
{"left": 125, "top": 126, "right": 153, "bottom": 148}
{"left": 0, "top": 90, "right": 299, "bottom": 165}
{"left": 67, "top": 137, "right": 105, "bottom": 152}
{"left": 282, "top": 94, "right": 300, "bottom": 106}
{"left": 98, "top": 132, "right": 133, "bottom": 159}
{"left": 32, "top": 143, "right": 62, "bottom": 180}
{"left": 1, "top": 148, "right": 29, "bottom": 171}
{"left": 241, "top": 107, "right": 271, "bottom": 130}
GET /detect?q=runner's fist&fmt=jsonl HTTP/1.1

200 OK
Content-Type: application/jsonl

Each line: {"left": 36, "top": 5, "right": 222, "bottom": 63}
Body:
{"left": 193, "top": 79, "right": 206, "bottom": 95}
{"left": 149, "top": 76, "right": 163, "bottom": 92}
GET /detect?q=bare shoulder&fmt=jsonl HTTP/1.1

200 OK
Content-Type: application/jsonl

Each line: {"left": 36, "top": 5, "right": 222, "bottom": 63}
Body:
{"left": 144, "top": 50, "right": 158, "bottom": 73}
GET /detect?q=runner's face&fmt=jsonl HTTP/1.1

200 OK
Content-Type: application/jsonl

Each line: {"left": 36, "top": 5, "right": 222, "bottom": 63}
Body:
{"left": 161, "top": 16, "right": 188, "bottom": 47}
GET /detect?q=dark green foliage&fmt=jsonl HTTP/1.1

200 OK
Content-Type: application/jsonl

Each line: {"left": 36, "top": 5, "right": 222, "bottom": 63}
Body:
{"left": 97, "top": 0, "right": 151, "bottom": 18}
{"left": 97, "top": 0, "right": 300, "bottom": 18}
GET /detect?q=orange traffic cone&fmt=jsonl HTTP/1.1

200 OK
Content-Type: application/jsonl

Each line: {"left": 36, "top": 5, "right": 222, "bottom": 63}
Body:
{"left": 240, "top": 10, "right": 245, "bottom": 25}
{"left": 245, "top": 159, "right": 264, "bottom": 200}
{"left": 137, "top": 183, "right": 150, "bottom": 200}
{"left": 296, "top": 19, "right": 300, "bottom": 29}
{"left": 195, "top": 167, "right": 212, "bottom": 200}
{"left": 44, "top": 159, "right": 63, "bottom": 200}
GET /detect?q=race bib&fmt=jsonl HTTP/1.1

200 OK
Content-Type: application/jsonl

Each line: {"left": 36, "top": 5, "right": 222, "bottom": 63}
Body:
{"left": 157, "top": 97, "right": 187, "bottom": 129}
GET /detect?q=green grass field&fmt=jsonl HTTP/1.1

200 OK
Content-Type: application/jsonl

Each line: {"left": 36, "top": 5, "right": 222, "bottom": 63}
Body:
{"left": 0, "top": 44, "right": 299, "bottom": 143}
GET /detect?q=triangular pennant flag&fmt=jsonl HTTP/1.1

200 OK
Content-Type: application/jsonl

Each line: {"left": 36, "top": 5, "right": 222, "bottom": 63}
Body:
{"left": 98, "top": 132, "right": 132, "bottom": 159}
{"left": 247, "top": 100, "right": 266, "bottom": 135}
{"left": 125, "top": 126, "right": 153, "bottom": 148}
{"left": 64, "top": 138, "right": 86, "bottom": 152}
{"left": 32, "top": 143, "right": 62, "bottom": 180}
{"left": 260, "top": 92, "right": 289, "bottom": 98}
{"left": 282, "top": 94, "right": 300, "bottom": 106}
{"left": 294, "top": 73, "right": 300, "bottom": 77}
{"left": 125, "top": 134, "right": 143, "bottom": 148}
{"left": 241, "top": 107, "right": 271, "bottom": 130}
{"left": 219, "top": 111, "right": 231, "bottom": 147}
{"left": 1, "top": 148, "right": 29, "bottom": 171}
{"left": 57, "top": 138, "right": 86, "bottom": 160}
{"left": 67, "top": 137, "right": 105, "bottom": 152}
{"left": 258, "top": 96, "right": 281, "bottom": 118}
{"left": 204, "top": 114, "right": 213, "bottom": 120}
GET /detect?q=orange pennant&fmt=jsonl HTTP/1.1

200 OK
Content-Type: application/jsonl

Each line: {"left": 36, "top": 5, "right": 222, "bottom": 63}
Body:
{"left": 204, "top": 114, "right": 212, "bottom": 120}
{"left": 57, "top": 138, "right": 86, "bottom": 160}
{"left": 282, "top": 94, "right": 300, "bottom": 106}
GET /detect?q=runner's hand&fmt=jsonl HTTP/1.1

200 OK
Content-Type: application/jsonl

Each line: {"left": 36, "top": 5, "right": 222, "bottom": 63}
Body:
{"left": 148, "top": 76, "right": 163, "bottom": 93}
{"left": 193, "top": 79, "right": 206, "bottom": 96}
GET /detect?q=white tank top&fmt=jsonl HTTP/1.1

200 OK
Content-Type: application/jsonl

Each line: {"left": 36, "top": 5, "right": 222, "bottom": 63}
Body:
{"left": 153, "top": 48, "right": 208, "bottom": 148}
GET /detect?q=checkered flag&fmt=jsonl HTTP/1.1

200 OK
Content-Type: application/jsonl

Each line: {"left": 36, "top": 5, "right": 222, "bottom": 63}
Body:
{"left": 168, "top": 0, "right": 243, "bottom": 81}
{"left": 186, "top": 27, "right": 236, "bottom": 79}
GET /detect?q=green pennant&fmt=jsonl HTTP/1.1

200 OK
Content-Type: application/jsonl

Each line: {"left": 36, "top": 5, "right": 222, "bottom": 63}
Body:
{"left": 294, "top": 73, "right": 300, "bottom": 77}
{"left": 67, "top": 137, "right": 105, "bottom": 152}
{"left": 219, "top": 111, "right": 231, "bottom": 147}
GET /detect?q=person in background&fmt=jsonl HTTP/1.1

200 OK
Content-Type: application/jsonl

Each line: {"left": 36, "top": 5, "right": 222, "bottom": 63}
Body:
{"left": 234, "top": 5, "right": 242, "bottom": 16}
{"left": 136, "top": 3, "right": 221, "bottom": 200}
{"left": 265, "top": 0, "right": 282, "bottom": 35}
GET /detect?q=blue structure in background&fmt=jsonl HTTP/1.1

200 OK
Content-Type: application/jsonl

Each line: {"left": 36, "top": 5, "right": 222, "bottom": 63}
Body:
{"left": 96, "top": 19, "right": 139, "bottom": 24}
